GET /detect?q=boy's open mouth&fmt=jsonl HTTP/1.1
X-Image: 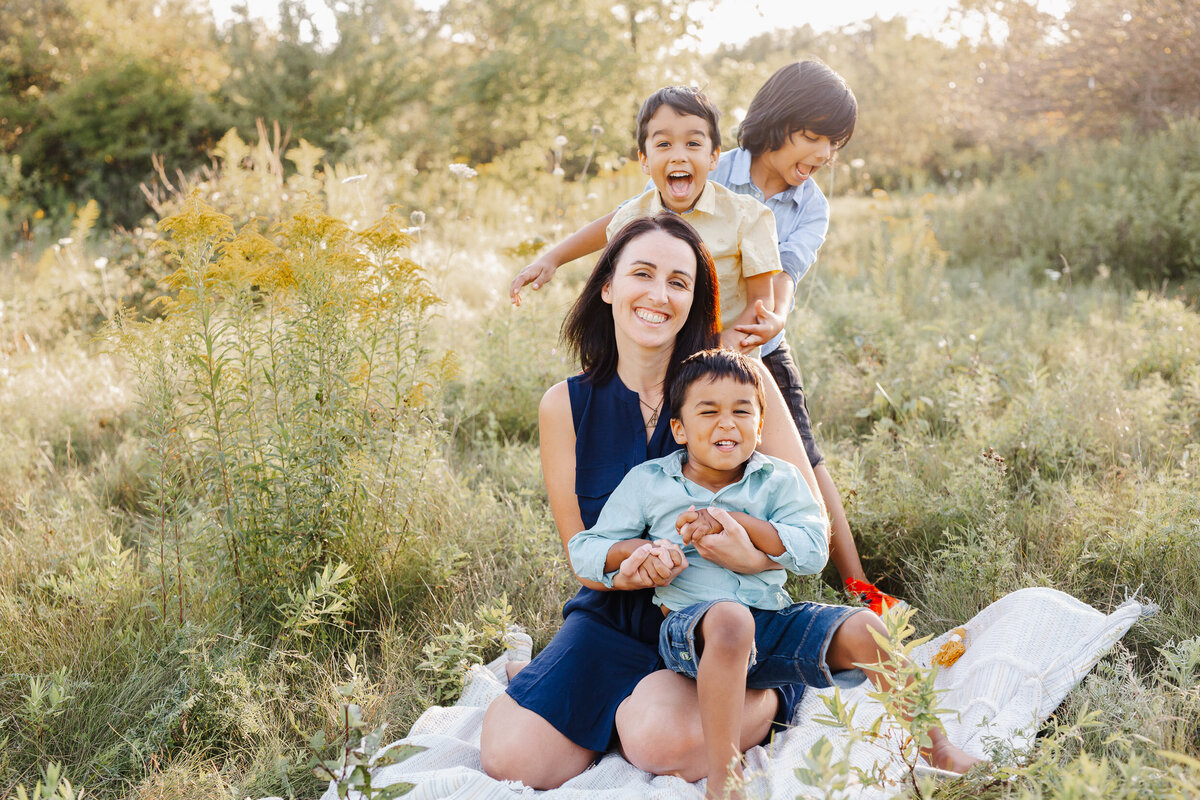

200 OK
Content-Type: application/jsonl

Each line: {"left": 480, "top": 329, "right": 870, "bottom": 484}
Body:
{"left": 666, "top": 171, "right": 693, "bottom": 200}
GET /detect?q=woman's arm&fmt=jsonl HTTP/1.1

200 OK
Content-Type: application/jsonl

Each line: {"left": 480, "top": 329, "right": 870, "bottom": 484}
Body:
{"left": 540, "top": 381, "right": 684, "bottom": 589}
{"left": 755, "top": 360, "right": 825, "bottom": 511}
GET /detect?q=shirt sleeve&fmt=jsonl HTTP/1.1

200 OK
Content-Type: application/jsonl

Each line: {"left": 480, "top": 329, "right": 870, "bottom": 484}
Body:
{"left": 566, "top": 468, "right": 649, "bottom": 586}
{"left": 607, "top": 192, "right": 649, "bottom": 240}
{"left": 762, "top": 463, "right": 829, "bottom": 575}
{"left": 777, "top": 187, "right": 830, "bottom": 286}
{"left": 737, "top": 198, "right": 783, "bottom": 279}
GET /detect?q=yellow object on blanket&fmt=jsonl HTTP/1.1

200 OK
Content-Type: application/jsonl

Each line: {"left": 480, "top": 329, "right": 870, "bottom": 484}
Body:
{"left": 932, "top": 627, "right": 968, "bottom": 668}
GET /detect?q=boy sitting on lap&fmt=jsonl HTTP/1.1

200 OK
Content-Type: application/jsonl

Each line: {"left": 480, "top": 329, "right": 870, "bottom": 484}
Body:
{"left": 569, "top": 349, "right": 981, "bottom": 798}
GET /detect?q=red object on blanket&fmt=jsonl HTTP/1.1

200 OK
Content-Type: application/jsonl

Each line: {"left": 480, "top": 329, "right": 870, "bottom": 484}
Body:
{"left": 845, "top": 577, "right": 904, "bottom": 616}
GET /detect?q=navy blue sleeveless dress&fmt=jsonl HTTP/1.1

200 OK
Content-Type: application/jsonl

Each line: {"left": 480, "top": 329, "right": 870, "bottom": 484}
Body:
{"left": 505, "top": 373, "right": 801, "bottom": 752}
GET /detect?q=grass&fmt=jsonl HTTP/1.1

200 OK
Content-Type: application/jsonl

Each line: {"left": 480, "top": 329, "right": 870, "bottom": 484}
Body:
{"left": 0, "top": 129, "right": 1197, "bottom": 798}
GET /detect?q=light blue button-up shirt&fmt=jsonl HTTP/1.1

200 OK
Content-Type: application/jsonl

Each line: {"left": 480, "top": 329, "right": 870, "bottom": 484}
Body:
{"left": 711, "top": 148, "right": 831, "bottom": 357}
{"left": 567, "top": 450, "right": 829, "bottom": 612}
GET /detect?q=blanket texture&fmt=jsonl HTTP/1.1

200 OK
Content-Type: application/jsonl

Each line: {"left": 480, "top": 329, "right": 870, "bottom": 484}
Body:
{"left": 319, "top": 587, "right": 1148, "bottom": 799}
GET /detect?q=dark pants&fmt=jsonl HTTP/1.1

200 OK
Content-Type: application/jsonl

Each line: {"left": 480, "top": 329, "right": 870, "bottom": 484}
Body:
{"left": 762, "top": 338, "right": 824, "bottom": 468}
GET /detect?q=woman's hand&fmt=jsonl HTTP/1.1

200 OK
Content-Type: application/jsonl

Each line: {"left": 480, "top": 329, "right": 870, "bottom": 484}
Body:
{"left": 687, "top": 508, "right": 775, "bottom": 574}
{"left": 612, "top": 541, "right": 687, "bottom": 590}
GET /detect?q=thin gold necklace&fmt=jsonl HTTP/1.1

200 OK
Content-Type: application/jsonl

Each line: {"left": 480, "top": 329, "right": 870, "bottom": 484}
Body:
{"left": 639, "top": 393, "right": 663, "bottom": 429}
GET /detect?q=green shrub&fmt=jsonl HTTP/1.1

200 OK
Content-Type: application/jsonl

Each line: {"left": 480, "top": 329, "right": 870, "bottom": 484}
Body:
{"left": 931, "top": 118, "right": 1200, "bottom": 286}
{"left": 107, "top": 194, "right": 457, "bottom": 634}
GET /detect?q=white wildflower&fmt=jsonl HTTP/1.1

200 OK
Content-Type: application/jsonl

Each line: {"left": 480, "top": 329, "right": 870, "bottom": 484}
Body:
{"left": 449, "top": 163, "right": 477, "bottom": 180}
{"left": 93, "top": 257, "right": 109, "bottom": 270}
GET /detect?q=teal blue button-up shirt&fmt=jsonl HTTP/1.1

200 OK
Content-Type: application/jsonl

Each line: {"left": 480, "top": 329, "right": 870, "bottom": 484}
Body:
{"left": 568, "top": 450, "right": 829, "bottom": 612}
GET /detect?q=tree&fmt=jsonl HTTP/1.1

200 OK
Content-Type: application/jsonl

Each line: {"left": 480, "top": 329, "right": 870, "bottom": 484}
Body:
{"left": 1, "top": 0, "right": 229, "bottom": 228}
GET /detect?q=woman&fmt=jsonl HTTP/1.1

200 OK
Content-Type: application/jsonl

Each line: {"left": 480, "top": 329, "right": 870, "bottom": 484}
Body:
{"left": 480, "top": 213, "right": 831, "bottom": 786}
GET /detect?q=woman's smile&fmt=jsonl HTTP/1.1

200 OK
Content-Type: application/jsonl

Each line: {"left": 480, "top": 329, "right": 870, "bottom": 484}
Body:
{"left": 634, "top": 307, "right": 670, "bottom": 325}
{"left": 602, "top": 229, "right": 698, "bottom": 348}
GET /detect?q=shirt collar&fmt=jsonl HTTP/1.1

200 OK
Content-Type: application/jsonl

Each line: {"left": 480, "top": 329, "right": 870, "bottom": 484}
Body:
{"left": 659, "top": 448, "right": 772, "bottom": 481}
{"left": 651, "top": 180, "right": 717, "bottom": 216}
{"left": 727, "top": 147, "right": 806, "bottom": 207}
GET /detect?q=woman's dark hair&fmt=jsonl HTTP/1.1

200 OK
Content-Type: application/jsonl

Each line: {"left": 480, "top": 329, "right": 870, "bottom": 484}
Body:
{"left": 562, "top": 213, "right": 720, "bottom": 398}
{"left": 737, "top": 60, "right": 857, "bottom": 155}
{"left": 668, "top": 348, "right": 765, "bottom": 422}
{"left": 636, "top": 86, "right": 722, "bottom": 154}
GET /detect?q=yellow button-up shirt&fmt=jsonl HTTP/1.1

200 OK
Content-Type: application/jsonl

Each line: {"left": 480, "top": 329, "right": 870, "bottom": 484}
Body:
{"left": 607, "top": 181, "right": 781, "bottom": 331}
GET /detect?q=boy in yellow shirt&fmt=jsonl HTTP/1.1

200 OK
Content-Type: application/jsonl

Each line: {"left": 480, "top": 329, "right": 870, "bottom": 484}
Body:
{"left": 527, "top": 85, "right": 784, "bottom": 354}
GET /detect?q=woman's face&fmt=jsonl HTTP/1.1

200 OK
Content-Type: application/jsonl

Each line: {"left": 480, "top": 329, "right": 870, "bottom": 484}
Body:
{"left": 601, "top": 229, "right": 698, "bottom": 353}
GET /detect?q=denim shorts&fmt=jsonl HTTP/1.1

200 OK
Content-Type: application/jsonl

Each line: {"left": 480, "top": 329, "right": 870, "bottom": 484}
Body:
{"left": 659, "top": 599, "right": 867, "bottom": 690}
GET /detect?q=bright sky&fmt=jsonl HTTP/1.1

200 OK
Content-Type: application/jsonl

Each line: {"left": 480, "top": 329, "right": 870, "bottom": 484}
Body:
{"left": 206, "top": 0, "right": 1070, "bottom": 49}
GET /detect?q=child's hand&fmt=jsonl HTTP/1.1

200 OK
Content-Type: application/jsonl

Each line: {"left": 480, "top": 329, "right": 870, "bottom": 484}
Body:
{"left": 731, "top": 299, "right": 787, "bottom": 350}
{"left": 615, "top": 541, "right": 687, "bottom": 589}
{"left": 719, "top": 327, "right": 757, "bottom": 355}
{"left": 510, "top": 258, "right": 558, "bottom": 306}
{"left": 689, "top": 508, "right": 761, "bottom": 574}
{"left": 676, "top": 505, "right": 723, "bottom": 544}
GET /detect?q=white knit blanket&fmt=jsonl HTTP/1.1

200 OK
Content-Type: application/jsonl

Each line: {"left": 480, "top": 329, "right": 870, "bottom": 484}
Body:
{"left": 319, "top": 587, "right": 1147, "bottom": 799}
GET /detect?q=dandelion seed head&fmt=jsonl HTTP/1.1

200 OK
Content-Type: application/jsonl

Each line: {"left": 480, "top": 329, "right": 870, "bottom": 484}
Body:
{"left": 554, "top": 135, "right": 568, "bottom": 149}
{"left": 410, "top": 210, "right": 427, "bottom": 227}
{"left": 590, "top": 124, "right": 604, "bottom": 137}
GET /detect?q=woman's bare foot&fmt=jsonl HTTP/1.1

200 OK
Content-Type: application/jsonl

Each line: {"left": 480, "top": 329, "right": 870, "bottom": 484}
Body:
{"left": 505, "top": 660, "right": 529, "bottom": 681}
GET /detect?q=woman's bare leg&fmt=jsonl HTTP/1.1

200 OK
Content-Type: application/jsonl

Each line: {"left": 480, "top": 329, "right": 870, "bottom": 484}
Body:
{"left": 615, "top": 669, "right": 779, "bottom": 781}
{"left": 480, "top": 693, "right": 597, "bottom": 788}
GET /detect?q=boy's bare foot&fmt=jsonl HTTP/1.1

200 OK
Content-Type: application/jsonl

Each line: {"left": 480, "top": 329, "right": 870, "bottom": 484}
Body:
{"left": 925, "top": 737, "right": 984, "bottom": 774}
{"left": 504, "top": 660, "right": 528, "bottom": 681}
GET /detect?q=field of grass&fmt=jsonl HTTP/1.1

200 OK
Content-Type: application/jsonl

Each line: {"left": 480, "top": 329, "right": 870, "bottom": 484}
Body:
{"left": 0, "top": 131, "right": 1197, "bottom": 799}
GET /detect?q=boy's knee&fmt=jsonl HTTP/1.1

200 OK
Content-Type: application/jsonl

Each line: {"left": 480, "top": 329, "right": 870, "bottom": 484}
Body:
{"left": 699, "top": 601, "right": 755, "bottom": 657}
{"left": 827, "top": 609, "right": 887, "bottom": 670}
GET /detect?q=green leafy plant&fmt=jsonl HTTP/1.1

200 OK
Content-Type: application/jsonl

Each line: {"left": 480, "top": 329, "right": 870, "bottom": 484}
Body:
{"left": 417, "top": 596, "right": 516, "bottom": 704}
{"left": 20, "top": 668, "right": 76, "bottom": 745}
{"left": 13, "top": 763, "right": 85, "bottom": 800}
{"left": 797, "top": 605, "right": 958, "bottom": 799}
{"left": 278, "top": 561, "right": 358, "bottom": 645}
{"left": 310, "top": 685, "right": 422, "bottom": 800}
